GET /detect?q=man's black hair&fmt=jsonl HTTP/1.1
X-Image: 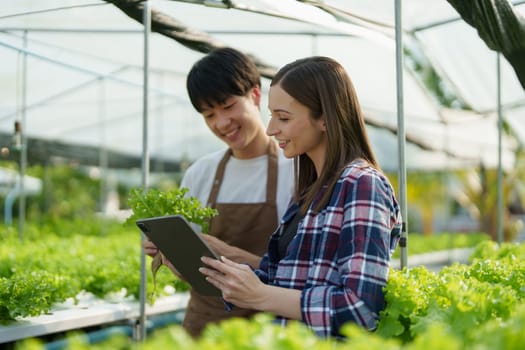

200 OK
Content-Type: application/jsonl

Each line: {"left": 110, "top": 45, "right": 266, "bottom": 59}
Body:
{"left": 186, "top": 47, "right": 261, "bottom": 112}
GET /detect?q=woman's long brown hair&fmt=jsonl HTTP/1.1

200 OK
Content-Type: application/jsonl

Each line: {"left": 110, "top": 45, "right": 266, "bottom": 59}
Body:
{"left": 271, "top": 56, "right": 379, "bottom": 214}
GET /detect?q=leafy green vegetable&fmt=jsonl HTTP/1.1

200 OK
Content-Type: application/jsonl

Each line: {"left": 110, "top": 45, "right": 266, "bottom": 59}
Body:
{"left": 126, "top": 187, "right": 218, "bottom": 234}
{"left": 378, "top": 241, "right": 525, "bottom": 343}
{"left": 3, "top": 208, "right": 525, "bottom": 350}
{"left": 0, "top": 220, "right": 180, "bottom": 323}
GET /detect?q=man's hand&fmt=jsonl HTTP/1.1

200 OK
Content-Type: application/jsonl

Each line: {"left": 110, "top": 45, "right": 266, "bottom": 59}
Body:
{"left": 143, "top": 239, "right": 183, "bottom": 279}
{"left": 200, "top": 234, "right": 262, "bottom": 268}
{"left": 143, "top": 239, "right": 159, "bottom": 257}
{"left": 200, "top": 234, "right": 235, "bottom": 257}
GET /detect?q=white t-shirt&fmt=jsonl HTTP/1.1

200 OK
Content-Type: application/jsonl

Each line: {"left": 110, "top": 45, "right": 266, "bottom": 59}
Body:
{"left": 180, "top": 147, "right": 294, "bottom": 220}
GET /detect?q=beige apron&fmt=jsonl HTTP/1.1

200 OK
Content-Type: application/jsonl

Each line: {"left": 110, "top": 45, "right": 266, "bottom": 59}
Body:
{"left": 182, "top": 142, "right": 279, "bottom": 337}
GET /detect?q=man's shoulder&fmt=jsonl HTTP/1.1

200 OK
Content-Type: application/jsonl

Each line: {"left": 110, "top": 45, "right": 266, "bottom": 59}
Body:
{"left": 181, "top": 149, "right": 227, "bottom": 190}
{"left": 185, "top": 148, "right": 228, "bottom": 173}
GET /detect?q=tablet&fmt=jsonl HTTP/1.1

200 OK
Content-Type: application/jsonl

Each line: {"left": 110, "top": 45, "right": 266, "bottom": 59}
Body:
{"left": 136, "top": 214, "right": 221, "bottom": 296}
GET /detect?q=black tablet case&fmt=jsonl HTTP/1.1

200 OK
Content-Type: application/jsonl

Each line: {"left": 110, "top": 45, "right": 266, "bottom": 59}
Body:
{"left": 136, "top": 214, "right": 221, "bottom": 296}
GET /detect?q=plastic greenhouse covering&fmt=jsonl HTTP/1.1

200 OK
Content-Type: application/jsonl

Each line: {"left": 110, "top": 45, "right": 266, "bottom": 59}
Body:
{"left": 0, "top": 0, "right": 524, "bottom": 174}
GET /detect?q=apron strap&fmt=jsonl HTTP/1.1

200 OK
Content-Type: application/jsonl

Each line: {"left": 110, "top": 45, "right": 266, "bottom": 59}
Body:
{"left": 266, "top": 140, "right": 278, "bottom": 203}
{"left": 207, "top": 149, "right": 232, "bottom": 208}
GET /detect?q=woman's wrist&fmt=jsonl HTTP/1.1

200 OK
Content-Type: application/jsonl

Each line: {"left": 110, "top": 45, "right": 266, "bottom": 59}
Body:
{"left": 252, "top": 283, "right": 273, "bottom": 312}
{"left": 258, "top": 285, "right": 302, "bottom": 320}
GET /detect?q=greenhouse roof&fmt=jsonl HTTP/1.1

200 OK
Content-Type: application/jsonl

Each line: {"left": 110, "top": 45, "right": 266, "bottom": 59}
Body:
{"left": 0, "top": 0, "right": 524, "bottom": 172}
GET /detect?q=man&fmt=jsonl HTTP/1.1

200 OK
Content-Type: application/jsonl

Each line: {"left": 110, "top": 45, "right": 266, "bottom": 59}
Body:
{"left": 144, "top": 47, "right": 294, "bottom": 337}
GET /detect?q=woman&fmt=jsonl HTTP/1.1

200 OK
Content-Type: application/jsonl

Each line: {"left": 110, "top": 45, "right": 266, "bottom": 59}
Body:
{"left": 200, "top": 56, "right": 402, "bottom": 338}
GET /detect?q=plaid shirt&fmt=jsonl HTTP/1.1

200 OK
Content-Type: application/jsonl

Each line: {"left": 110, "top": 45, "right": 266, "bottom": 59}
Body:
{"left": 255, "top": 160, "right": 402, "bottom": 337}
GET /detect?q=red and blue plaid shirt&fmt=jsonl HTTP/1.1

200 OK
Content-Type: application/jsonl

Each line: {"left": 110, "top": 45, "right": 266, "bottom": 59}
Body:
{"left": 255, "top": 160, "right": 402, "bottom": 337}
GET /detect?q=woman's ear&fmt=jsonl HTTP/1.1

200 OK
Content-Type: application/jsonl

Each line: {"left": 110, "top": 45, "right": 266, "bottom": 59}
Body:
{"left": 318, "top": 117, "right": 327, "bottom": 132}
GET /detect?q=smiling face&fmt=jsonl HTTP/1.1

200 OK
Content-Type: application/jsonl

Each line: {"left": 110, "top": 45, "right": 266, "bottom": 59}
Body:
{"left": 200, "top": 86, "right": 268, "bottom": 159}
{"left": 267, "top": 83, "right": 327, "bottom": 174}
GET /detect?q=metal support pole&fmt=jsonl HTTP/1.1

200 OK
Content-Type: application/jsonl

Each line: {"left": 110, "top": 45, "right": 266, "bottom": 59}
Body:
{"left": 496, "top": 53, "right": 503, "bottom": 244}
{"left": 98, "top": 78, "right": 109, "bottom": 221}
{"left": 395, "top": 0, "right": 408, "bottom": 268}
{"left": 137, "top": 0, "right": 151, "bottom": 342}
{"left": 18, "top": 30, "right": 28, "bottom": 241}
